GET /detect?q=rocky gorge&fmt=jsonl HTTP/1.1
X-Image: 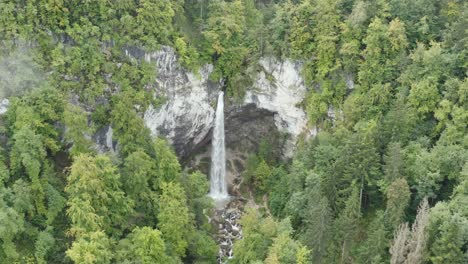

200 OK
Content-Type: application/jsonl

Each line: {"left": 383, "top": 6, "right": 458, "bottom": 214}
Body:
{"left": 136, "top": 46, "right": 310, "bottom": 185}
{"left": 132, "top": 46, "right": 311, "bottom": 262}
{"left": 0, "top": 45, "right": 311, "bottom": 262}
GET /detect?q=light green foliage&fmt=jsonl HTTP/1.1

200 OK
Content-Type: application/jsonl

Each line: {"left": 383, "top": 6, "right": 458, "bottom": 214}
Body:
{"left": 121, "top": 150, "right": 155, "bottom": 204}
{"left": 116, "top": 226, "right": 173, "bottom": 264}
{"left": 410, "top": 149, "right": 443, "bottom": 201}
{"left": 254, "top": 159, "right": 271, "bottom": 192}
{"left": 404, "top": 142, "right": 467, "bottom": 201}
{"left": 309, "top": 0, "right": 342, "bottom": 79}
{"left": 63, "top": 103, "right": 94, "bottom": 157}
{"left": 408, "top": 78, "right": 441, "bottom": 114}
{"left": 0, "top": 2, "right": 18, "bottom": 44}
{"left": 182, "top": 171, "right": 212, "bottom": 229}
{"left": 7, "top": 87, "right": 65, "bottom": 154}
{"left": 182, "top": 171, "right": 209, "bottom": 200}
{"left": 288, "top": 0, "right": 345, "bottom": 124}
{"left": 157, "top": 181, "right": 190, "bottom": 258}
{"left": 449, "top": 163, "right": 468, "bottom": 217}
{"left": 0, "top": 194, "right": 24, "bottom": 261}
{"left": 110, "top": 95, "right": 154, "bottom": 158}
{"left": 10, "top": 126, "right": 47, "bottom": 215}
{"left": 203, "top": 0, "right": 246, "bottom": 56}
{"left": 265, "top": 232, "right": 309, "bottom": 264}
{"left": 288, "top": 0, "right": 314, "bottom": 60}
{"left": 0, "top": 0, "right": 466, "bottom": 262}
{"left": 359, "top": 18, "right": 407, "bottom": 88}
{"left": 305, "top": 91, "right": 329, "bottom": 125}
{"left": 0, "top": 153, "right": 9, "bottom": 183}
{"left": 174, "top": 37, "right": 200, "bottom": 71}
{"left": 231, "top": 208, "right": 278, "bottom": 263}
{"left": 344, "top": 17, "right": 408, "bottom": 122}
{"left": 66, "top": 231, "right": 113, "bottom": 264}
{"left": 232, "top": 208, "right": 307, "bottom": 264}
{"left": 133, "top": 0, "right": 179, "bottom": 49}
{"left": 340, "top": 1, "right": 367, "bottom": 69}
{"left": 427, "top": 166, "right": 468, "bottom": 264}
{"left": 295, "top": 246, "right": 311, "bottom": 264}
{"left": 268, "top": 1, "right": 296, "bottom": 57}
{"left": 388, "top": 0, "right": 440, "bottom": 43}
{"left": 201, "top": 0, "right": 263, "bottom": 100}
{"left": 65, "top": 154, "right": 133, "bottom": 236}
{"left": 435, "top": 78, "right": 468, "bottom": 144}
{"left": 10, "top": 179, "right": 33, "bottom": 215}
{"left": 181, "top": 170, "right": 213, "bottom": 233}
{"left": 401, "top": 42, "right": 455, "bottom": 115}
{"left": 153, "top": 138, "right": 181, "bottom": 184}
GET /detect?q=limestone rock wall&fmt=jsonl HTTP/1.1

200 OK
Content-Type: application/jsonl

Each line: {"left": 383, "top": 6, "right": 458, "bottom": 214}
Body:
{"left": 136, "top": 47, "right": 309, "bottom": 160}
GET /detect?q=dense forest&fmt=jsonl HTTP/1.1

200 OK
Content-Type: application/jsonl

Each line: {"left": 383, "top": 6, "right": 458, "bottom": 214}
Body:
{"left": 0, "top": 0, "right": 467, "bottom": 263}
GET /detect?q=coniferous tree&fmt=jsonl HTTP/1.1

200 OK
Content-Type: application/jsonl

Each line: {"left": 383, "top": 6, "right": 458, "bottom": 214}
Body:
{"left": 330, "top": 185, "right": 361, "bottom": 264}
{"left": 157, "top": 181, "right": 191, "bottom": 258}
{"left": 385, "top": 178, "right": 411, "bottom": 230}
{"left": 66, "top": 154, "right": 133, "bottom": 236}
{"left": 357, "top": 211, "right": 389, "bottom": 263}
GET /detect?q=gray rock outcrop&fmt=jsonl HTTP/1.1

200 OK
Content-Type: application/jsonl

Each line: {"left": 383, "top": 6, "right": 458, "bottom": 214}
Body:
{"left": 136, "top": 46, "right": 309, "bottom": 160}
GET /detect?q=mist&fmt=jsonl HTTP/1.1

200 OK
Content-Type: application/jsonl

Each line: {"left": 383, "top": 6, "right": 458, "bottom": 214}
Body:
{"left": 0, "top": 48, "right": 45, "bottom": 99}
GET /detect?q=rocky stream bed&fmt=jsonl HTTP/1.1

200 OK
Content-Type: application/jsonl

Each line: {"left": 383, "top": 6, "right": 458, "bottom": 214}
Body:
{"left": 211, "top": 199, "right": 245, "bottom": 263}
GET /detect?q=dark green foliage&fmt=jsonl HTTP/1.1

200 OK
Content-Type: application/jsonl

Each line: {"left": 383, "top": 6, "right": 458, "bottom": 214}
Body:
{"left": 0, "top": 0, "right": 466, "bottom": 263}
{"left": 356, "top": 211, "right": 389, "bottom": 263}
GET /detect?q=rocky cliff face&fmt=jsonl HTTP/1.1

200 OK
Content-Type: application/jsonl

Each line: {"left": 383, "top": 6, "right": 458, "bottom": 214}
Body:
{"left": 141, "top": 47, "right": 219, "bottom": 159}
{"left": 1, "top": 46, "right": 310, "bottom": 176}
{"left": 134, "top": 47, "right": 309, "bottom": 163}
{"left": 244, "top": 58, "right": 308, "bottom": 158}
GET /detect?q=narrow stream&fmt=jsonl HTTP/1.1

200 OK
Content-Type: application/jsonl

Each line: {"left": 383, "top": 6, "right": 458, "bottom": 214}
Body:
{"left": 212, "top": 199, "right": 244, "bottom": 263}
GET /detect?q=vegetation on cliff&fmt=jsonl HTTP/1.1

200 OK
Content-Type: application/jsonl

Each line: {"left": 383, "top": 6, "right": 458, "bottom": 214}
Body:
{"left": 0, "top": 0, "right": 466, "bottom": 263}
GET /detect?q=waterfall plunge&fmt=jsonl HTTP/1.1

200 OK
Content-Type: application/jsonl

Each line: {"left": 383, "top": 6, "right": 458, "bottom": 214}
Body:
{"left": 209, "top": 92, "right": 229, "bottom": 200}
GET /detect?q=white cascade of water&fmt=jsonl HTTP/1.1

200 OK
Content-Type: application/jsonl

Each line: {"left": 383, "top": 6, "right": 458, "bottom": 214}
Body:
{"left": 209, "top": 92, "right": 229, "bottom": 200}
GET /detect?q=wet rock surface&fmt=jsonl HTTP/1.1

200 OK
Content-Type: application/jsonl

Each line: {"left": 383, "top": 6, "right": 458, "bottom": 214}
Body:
{"left": 211, "top": 199, "right": 245, "bottom": 263}
{"left": 135, "top": 46, "right": 308, "bottom": 161}
{"left": 94, "top": 126, "right": 115, "bottom": 153}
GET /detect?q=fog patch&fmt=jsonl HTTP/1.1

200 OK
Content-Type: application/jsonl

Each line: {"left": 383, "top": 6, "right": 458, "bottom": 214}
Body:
{"left": 0, "top": 48, "right": 45, "bottom": 99}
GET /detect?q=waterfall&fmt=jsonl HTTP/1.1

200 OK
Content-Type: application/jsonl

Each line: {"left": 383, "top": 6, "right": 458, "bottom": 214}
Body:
{"left": 209, "top": 92, "right": 229, "bottom": 200}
